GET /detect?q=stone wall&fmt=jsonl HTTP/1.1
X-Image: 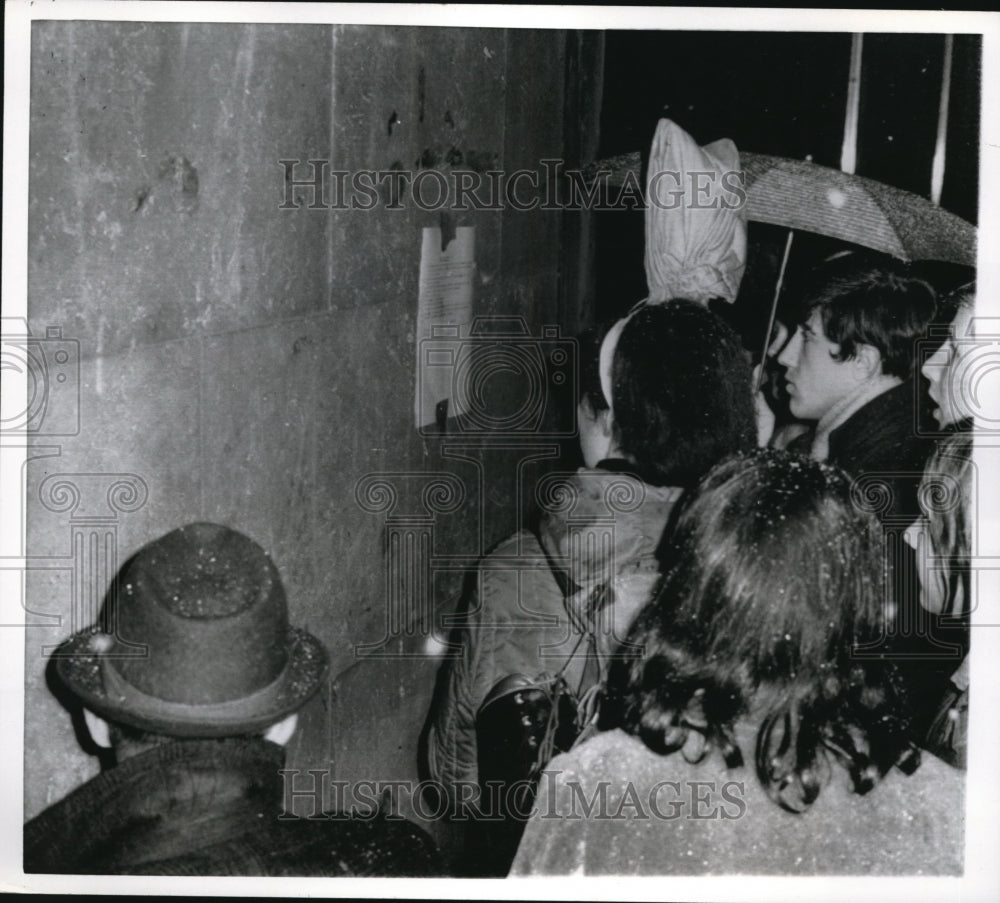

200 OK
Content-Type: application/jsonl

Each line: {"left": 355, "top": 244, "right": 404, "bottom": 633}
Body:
{"left": 24, "top": 21, "right": 595, "bottom": 822}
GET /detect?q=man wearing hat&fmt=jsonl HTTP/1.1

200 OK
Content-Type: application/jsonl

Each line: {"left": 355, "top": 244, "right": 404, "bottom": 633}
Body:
{"left": 24, "top": 522, "right": 439, "bottom": 876}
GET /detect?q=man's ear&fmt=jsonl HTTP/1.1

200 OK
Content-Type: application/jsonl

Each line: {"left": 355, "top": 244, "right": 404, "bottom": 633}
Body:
{"left": 264, "top": 712, "right": 298, "bottom": 746}
{"left": 83, "top": 708, "right": 112, "bottom": 749}
{"left": 853, "top": 343, "right": 883, "bottom": 380}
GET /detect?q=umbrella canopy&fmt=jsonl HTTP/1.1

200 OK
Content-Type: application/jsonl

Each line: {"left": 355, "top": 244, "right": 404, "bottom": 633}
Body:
{"left": 740, "top": 154, "right": 976, "bottom": 266}
{"left": 586, "top": 151, "right": 977, "bottom": 266}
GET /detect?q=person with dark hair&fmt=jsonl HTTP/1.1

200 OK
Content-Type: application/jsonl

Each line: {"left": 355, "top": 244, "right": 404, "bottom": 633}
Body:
{"left": 773, "top": 254, "right": 945, "bottom": 724}
{"left": 425, "top": 299, "right": 756, "bottom": 873}
{"left": 24, "top": 522, "right": 440, "bottom": 877}
{"left": 511, "top": 451, "right": 964, "bottom": 876}
{"left": 776, "top": 254, "right": 937, "bottom": 498}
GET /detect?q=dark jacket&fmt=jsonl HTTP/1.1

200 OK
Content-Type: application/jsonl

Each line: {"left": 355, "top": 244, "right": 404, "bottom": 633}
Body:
{"left": 426, "top": 465, "right": 683, "bottom": 807}
{"left": 814, "top": 380, "right": 963, "bottom": 737}
{"left": 825, "top": 378, "right": 934, "bottom": 523}
{"left": 24, "top": 737, "right": 440, "bottom": 876}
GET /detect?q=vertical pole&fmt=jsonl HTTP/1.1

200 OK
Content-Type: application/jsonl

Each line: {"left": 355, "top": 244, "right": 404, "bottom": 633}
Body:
{"left": 755, "top": 229, "right": 795, "bottom": 393}
{"left": 841, "top": 33, "right": 864, "bottom": 175}
{"left": 931, "top": 34, "right": 954, "bottom": 206}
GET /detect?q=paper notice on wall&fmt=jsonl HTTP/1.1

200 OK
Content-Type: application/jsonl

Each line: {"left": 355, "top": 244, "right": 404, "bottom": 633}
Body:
{"left": 414, "top": 225, "right": 475, "bottom": 430}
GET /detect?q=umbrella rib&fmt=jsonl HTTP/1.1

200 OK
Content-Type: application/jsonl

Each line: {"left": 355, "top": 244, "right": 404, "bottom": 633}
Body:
{"left": 858, "top": 180, "right": 912, "bottom": 260}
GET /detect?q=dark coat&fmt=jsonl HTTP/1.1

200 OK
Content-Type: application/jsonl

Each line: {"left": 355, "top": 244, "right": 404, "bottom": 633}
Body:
{"left": 823, "top": 380, "right": 964, "bottom": 716}
{"left": 24, "top": 737, "right": 440, "bottom": 876}
{"left": 825, "top": 378, "right": 935, "bottom": 524}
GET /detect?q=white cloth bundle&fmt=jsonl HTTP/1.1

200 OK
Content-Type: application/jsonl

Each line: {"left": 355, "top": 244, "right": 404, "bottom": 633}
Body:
{"left": 644, "top": 118, "right": 747, "bottom": 305}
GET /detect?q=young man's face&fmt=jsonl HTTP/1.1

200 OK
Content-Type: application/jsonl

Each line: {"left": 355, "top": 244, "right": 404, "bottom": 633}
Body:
{"left": 777, "top": 309, "right": 866, "bottom": 422}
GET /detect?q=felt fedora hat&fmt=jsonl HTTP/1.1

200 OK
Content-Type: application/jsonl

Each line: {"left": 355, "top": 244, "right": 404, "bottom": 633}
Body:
{"left": 55, "top": 522, "right": 328, "bottom": 738}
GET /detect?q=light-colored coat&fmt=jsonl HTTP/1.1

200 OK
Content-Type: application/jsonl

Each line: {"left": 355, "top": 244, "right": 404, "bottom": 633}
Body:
{"left": 426, "top": 466, "right": 682, "bottom": 804}
{"left": 511, "top": 725, "right": 965, "bottom": 876}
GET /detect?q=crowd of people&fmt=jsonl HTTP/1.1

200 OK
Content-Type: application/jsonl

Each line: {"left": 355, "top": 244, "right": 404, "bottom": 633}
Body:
{"left": 24, "top": 254, "right": 976, "bottom": 878}
{"left": 430, "top": 252, "right": 974, "bottom": 875}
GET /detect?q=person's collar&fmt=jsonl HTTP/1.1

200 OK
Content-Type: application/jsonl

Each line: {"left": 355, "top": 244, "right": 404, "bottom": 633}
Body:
{"left": 810, "top": 373, "right": 902, "bottom": 462}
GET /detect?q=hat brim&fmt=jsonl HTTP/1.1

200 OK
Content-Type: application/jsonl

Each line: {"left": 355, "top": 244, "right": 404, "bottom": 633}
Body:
{"left": 54, "top": 626, "right": 328, "bottom": 738}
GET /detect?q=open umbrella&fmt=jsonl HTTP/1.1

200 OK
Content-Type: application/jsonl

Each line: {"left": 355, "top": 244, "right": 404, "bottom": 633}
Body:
{"left": 740, "top": 153, "right": 976, "bottom": 266}
{"left": 584, "top": 150, "right": 977, "bottom": 266}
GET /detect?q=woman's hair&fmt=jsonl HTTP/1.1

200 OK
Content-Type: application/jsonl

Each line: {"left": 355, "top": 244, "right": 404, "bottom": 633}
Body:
{"left": 943, "top": 280, "right": 975, "bottom": 313}
{"left": 931, "top": 279, "right": 975, "bottom": 354}
{"left": 610, "top": 300, "right": 756, "bottom": 487}
{"left": 602, "top": 450, "right": 919, "bottom": 813}
{"left": 919, "top": 432, "right": 973, "bottom": 618}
